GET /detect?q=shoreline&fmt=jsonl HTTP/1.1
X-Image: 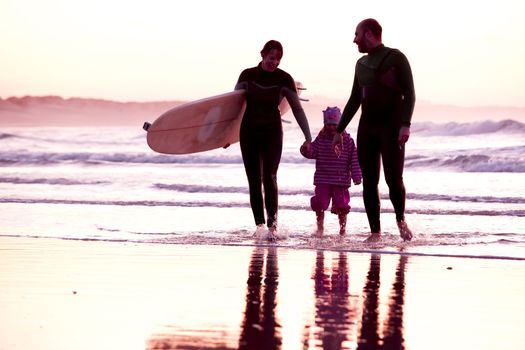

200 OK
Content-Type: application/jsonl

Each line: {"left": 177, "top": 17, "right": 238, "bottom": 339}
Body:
{"left": 2, "top": 232, "right": 525, "bottom": 261}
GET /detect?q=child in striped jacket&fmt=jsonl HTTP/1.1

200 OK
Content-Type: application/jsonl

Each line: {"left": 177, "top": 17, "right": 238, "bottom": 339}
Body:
{"left": 300, "top": 107, "right": 362, "bottom": 236}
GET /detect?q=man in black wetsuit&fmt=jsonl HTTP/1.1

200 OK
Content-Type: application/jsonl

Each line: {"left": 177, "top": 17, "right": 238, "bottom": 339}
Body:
{"left": 235, "top": 40, "right": 312, "bottom": 241}
{"left": 333, "top": 18, "right": 415, "bottom": 242}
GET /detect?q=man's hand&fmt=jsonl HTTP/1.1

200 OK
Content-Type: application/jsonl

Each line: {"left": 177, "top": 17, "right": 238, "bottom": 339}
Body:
{"left": 398, "top": 126, "right": 410, "bottom": 145}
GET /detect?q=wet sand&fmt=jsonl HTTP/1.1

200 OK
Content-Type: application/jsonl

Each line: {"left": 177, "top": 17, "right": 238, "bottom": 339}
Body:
{"left": 1, "top": 235, "right": 524, "bottom": 350}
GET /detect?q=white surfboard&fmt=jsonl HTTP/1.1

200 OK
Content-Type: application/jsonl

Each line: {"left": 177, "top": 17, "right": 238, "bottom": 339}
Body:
{"left": 144, "top": 82, "right": 305, "bottom": 155}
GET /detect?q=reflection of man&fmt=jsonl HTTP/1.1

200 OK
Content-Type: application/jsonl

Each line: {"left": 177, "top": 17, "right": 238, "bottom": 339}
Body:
{"left": 312, "top": 251, "right": 354, "bottom": 348}
{"left": 357, "top": 254, "right": 408, "bottom": 350}
{"left": 333, "top": 18, "right": 416, "bottom": 243}
{"left": 239, "top": 247, "right": 280, "bottom": 350}
{"left": 382, "top": 255, "right": 408, "bottom": 349}
{"left": 358, "top": 254, "right": 381, "bottom": 348}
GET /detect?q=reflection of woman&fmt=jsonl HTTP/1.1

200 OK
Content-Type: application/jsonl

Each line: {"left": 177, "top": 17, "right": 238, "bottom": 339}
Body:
{"left": 235, "top": 40, "right": 312, "bottom": 241}
{"left": 239, "top": 247, "right": 280, "bottom": 350}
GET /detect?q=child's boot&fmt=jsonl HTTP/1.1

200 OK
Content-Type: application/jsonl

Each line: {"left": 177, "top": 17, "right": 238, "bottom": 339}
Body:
{"left": 316, "top": 211, "right": 325, "bottom": 236}
{"left": 338, "top": 213, "right": 347, "bottom": 235}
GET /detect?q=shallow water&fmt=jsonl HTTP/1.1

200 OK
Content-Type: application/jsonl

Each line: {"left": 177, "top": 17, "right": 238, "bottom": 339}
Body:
{"left": 1, "top": 236, "right": 524, "bottom": 350}
{"left": 1, "top": 124, "right": 525, "bottom": 259}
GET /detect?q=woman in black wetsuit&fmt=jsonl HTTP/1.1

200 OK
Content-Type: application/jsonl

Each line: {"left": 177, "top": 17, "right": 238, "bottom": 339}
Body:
{"left": 235, "top": 40, "right": 312, "bottom": 241}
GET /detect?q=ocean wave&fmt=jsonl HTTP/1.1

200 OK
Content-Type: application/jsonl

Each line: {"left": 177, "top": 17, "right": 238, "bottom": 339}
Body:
{"left": 0, "top": 132, "right": 18, "bottom": 140}
{"left": 412, "top": 119, "right": 525, "bottom": 136}
{"left": 154, "top": 183, "right": 309, "bottom": 196}
{"left": 2, "top": 147, "right": 524, "bottom": 173}
{"left": 0, "top": 127, "right": 143, "bottom": 146}
{"left": 0, "top": 150, "right": 244, "bottom": 166}
{"left": 154, "top": 182, "right": 524, "bottom": 204}
{"left": 406, "top": 149, "right": 525, "bottom": 172}
{"left": 2, "top": 120, "right": 524, "bottom": 172}
{"left": 0, "top": 176, "right": 109, "bottom": 186}
{"left": 2, "top": 197, "right": 522, "bottom": 216}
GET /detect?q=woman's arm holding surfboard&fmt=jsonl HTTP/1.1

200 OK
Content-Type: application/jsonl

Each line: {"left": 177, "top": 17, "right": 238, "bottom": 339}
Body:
{"left": 234, "top": 81, "right": 248, "bottom": 91}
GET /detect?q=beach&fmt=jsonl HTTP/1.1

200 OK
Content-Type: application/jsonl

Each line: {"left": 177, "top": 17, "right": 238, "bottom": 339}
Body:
{"left": 0, "top": 122, "right": 524, "bottom": 349}
{"left": 1, "top": 235, "right": 524, "bottom": 350}
{"left": 3, "top": 0, "right": 525, "bottom": 347}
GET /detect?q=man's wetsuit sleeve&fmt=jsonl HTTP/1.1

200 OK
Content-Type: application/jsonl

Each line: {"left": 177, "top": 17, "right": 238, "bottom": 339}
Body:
{"left": 337, "top": 72, "right": 361, "bottom": 133}
{"left": 396, "top": 51, "right": 415, "bottom": 126}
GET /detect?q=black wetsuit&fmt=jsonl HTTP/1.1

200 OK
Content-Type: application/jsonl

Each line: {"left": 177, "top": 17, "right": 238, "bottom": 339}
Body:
{"left": 337, "top": 44, "right": 415, "bottom": 233}
{"left": 236, "top": 63, "right": 311, "bottom": 228}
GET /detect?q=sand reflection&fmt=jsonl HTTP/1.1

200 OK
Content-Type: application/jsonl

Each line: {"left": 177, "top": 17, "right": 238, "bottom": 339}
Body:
{"left": 309, "top": 251, "right": 355, "bottom": 348}
{"left": 356, "top": 254, "right": 408, "bottom": 349}
{"left": 147, "top": 248, "right": 409, "bottom": 350}
{"left": 305, "top": 252, "right": 408, "bottom": 349}
{"left": 238, "top": 249, "right": 410, "bottom": 349}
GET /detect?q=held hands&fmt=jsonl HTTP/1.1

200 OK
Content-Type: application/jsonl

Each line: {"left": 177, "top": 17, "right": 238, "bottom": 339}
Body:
{"left": 398, "top": 126, "right": 410, "bottom": 145}
{"left": 332, "top": 132, "right": 343, "bottom": 157}
{"left": 301, "top": 140, "right": 311, "bottom": 153}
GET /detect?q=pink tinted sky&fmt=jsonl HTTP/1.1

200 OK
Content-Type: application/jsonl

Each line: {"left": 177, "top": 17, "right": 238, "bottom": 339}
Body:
{"left": 1, "top": 0, "right": 524, "bottom": 107}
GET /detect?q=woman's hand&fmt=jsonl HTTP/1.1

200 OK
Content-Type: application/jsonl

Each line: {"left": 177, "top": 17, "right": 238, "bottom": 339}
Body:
{"left": 301, "top": 140, "right": 311, "bottom": 153}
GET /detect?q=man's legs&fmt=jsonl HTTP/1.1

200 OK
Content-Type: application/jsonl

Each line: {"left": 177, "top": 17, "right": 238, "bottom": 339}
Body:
{"left": 381, "top": 130, "right": 406, "bottom": 222}
{"left": 357, "top": 126, "right": 382, "bottom": 236}
{"left": 381, "top": 126, "right": 412, "bottom": 241}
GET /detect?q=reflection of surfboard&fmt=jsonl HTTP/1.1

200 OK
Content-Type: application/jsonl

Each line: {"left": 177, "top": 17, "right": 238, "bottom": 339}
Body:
{"left": 144, "top": 82, "right": 306, "bottom": 155}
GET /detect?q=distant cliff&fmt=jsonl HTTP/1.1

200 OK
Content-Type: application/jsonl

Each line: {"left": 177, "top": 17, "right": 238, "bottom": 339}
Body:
{"left": 0, "top": 95, "right": 186, "bottom": 127}
{"left": 1, "top": 95, "right": 523, "bottom": 127}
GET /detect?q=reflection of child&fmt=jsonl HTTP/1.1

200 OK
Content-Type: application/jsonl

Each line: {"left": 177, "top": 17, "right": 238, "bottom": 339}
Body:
{"left": 300, "top": 107, "right": 362, "bottom": 236}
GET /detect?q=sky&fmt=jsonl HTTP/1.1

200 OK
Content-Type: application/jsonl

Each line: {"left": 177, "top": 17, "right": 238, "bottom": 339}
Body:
{"left": 1, "top": 0, "right": 525, "bottom": 107}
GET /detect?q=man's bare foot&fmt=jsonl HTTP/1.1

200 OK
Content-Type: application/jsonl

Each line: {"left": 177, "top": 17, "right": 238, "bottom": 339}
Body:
{"left": 397, "top": 221, "right": 413, "bottom": 241}
{"left": 339, "top": 228, "right": 346, "bottom": 236}
{"left": 364, "top": 232, "right": 381, "bottom": 243}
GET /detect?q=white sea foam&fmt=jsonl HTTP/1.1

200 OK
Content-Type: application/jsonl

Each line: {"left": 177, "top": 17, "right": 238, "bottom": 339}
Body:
{"left": 0, "top": 124, "right": 524, "bottom": 259}
{"left": 412, "top": 119, "right": 525, "bottom": 136}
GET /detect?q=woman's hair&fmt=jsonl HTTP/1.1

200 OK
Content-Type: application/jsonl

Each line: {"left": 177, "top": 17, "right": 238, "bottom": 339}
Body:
{"left": 260, "top": 40, "right": 283, "bottom": 57}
